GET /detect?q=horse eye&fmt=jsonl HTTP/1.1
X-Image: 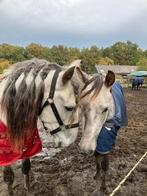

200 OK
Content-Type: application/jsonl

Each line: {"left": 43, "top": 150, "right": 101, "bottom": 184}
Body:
{"left": 65, "top": 106, "right": 74, "bottom": 111}
{"left": 102, "top": 107, "right": 108, "bottom": 113}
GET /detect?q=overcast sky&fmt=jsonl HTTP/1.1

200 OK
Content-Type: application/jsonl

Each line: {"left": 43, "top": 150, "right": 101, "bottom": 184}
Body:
{"left": 0, "top": 0, "right": 147, "bottom": 49}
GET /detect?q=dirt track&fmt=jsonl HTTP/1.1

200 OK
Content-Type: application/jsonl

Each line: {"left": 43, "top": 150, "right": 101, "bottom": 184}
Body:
{"left": 0, "top": 88, "right": 147, "bottom": 196}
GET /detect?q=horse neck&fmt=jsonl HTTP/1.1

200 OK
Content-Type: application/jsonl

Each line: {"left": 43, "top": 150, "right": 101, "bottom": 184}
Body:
{"left": 0, "top": 69, "right": 58, "bottom": 126}
{"left": 107, "top": 92, "right": 115, "bottom": 120}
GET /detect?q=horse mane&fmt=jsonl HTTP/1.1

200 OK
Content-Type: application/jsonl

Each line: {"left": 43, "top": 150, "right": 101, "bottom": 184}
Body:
{"left": 1, "top": 58, "right": 61, "bottom": 151}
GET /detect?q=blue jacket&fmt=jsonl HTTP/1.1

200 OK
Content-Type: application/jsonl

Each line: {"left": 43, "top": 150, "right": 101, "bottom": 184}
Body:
{"left": 96, "top": 81, "right": 128, "bottom": 154}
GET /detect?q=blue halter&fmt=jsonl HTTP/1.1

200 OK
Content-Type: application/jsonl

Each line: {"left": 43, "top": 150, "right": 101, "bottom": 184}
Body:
{"left": 96, "top": 81, "right": 128, "bottom": 154}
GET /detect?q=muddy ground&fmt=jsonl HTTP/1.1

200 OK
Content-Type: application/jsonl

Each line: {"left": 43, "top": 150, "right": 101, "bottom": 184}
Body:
{"left": 0, "top": 88, "right": 147, "bottom": 196}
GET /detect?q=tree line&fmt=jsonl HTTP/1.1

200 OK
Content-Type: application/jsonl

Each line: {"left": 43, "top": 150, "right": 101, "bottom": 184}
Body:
{"left": 0, "top": 41, "right": 147, "bottom": 74}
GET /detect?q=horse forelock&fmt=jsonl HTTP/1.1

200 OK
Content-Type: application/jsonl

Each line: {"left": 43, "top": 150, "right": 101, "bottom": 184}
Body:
{"left": 1, "top": 59, "right": 62, "bottom": 150}
{"left": 79, "top": 74, "right": 103, "bottom": 101}
{"left": 91, "top": 75, "right": 104, "bottom": 100}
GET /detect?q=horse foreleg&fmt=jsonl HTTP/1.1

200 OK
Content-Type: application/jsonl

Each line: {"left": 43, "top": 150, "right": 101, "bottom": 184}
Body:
{"left": 101, "top": 154, "right": 109, "bottom": 192}
{"left": 21, "top": 158, "right": 31, "bottom": 193}
{"left": 94, "top": 151, "right": 104, "bottom": 195}
{"left": 94, "top": 152, "right": 109, "bottom": 196}
{"left": 3, "top": 166, "right": 15, "bottom": 196}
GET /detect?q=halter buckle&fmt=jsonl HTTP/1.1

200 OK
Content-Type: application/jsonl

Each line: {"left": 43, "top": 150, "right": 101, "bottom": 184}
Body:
{"left": 48, "top": 98, "right": 53, "bottom": 104}
{"left": 60, "top": 124, "right": 65, "bottom": 130}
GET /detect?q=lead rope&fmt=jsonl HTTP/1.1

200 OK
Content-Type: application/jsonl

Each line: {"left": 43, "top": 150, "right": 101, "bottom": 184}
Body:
{"left": 109, "top": 150, "right": 147, "bottom": 196}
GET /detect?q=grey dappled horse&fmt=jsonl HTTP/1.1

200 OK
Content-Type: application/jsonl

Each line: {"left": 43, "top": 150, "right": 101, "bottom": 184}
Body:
{"left": 77, "top": 71, "right": 128, "bottom": 195}
{"left": 0, "top": 59, "right": 85, "bottom": 195}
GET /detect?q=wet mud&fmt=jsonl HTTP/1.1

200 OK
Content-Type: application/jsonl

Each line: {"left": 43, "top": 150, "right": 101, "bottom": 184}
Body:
{"left": 0, "top": 88, "right": 147, "bottom": 196}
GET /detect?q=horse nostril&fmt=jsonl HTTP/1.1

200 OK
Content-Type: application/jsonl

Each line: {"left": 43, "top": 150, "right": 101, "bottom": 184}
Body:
{"left": 78, "top": 142, "right": 94, "bottom": 156}
{"left": 79, "top": 149, "right": 94, "bottom": 156}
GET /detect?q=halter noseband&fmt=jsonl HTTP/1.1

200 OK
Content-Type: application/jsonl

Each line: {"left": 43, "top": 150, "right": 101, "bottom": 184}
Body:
{"left": 39, "top": 69, "right": 79, "bottom": 135}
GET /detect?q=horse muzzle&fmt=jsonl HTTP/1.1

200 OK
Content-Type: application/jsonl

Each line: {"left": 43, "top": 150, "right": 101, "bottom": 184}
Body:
{"left": 78, "top": 142, "right": 95, "bottom": 156}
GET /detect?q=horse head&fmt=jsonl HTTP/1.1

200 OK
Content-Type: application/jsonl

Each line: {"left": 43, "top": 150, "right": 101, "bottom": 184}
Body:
{"left": 0, "top": 59, "right": 87, "bottom": 150}
{"left": 77, "top": 70, "right": 115, "bottom": 154}
{"left": 39, "top": 60, "right": 85, "bottom": 148}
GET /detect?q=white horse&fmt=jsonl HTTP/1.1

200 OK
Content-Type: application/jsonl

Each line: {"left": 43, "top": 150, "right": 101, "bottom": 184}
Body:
{"left": 0, "top": 58, "right": 84, "bottom": 195}
{"left": 77, "top": 70, "right": 128, "bottom": 195}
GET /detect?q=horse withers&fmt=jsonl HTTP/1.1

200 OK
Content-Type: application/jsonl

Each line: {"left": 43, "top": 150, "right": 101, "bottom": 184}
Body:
{"left": 77, "top": 70, "right": 128, "bottom": 195}
{"left": 0, "top": 59, "right": 85, "bottom": 195}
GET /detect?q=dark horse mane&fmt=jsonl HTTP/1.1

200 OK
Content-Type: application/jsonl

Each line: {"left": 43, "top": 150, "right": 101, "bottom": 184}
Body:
{"left": 1, "top": 58, "right": 61, "bottom": 150}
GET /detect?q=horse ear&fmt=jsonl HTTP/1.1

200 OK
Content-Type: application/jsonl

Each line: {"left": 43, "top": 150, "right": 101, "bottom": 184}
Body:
{"left": 105, "top": 70, "right": 115, "bottom": 87}
{"left": 62, "top": 66, "right": 75, "bottom": 85}
{"left": 75, "top": 67, "right": 89, "bottom": 84}
{"left": 69, "top": 59, "right": 81, "bottom": 67}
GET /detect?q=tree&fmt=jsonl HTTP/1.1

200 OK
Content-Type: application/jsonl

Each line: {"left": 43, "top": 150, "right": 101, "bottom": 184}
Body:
{"left": 49, "top": 45, "right": 69, "bottom": 65}
{"left": 136, "top": 58, "right": 147, "bottom": 71}
{"left": 97, "top": 57, "right": 114, "bottom": 65}
{"left": 26, "top": 43, "right": 50, "bottom": 60}
{"left": 0, "top": 41, "right": 146, "bottom": 73}
{"left": 81, "top": 46, "right": 102, "bottom": 73}
{"left": 0, "top": 44, "right": 26, "bottom": 63}
{"left": 143, "top": 50, "right": 147, "bottom": 58}
{"left": 103, "top": 41, "right": 143, "bottom": 65}
{"left": 67, "top": 47, "right": 81, "bottom": 63}
{"left": 0, "top": 59, "right": 11, "bottom": 74}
